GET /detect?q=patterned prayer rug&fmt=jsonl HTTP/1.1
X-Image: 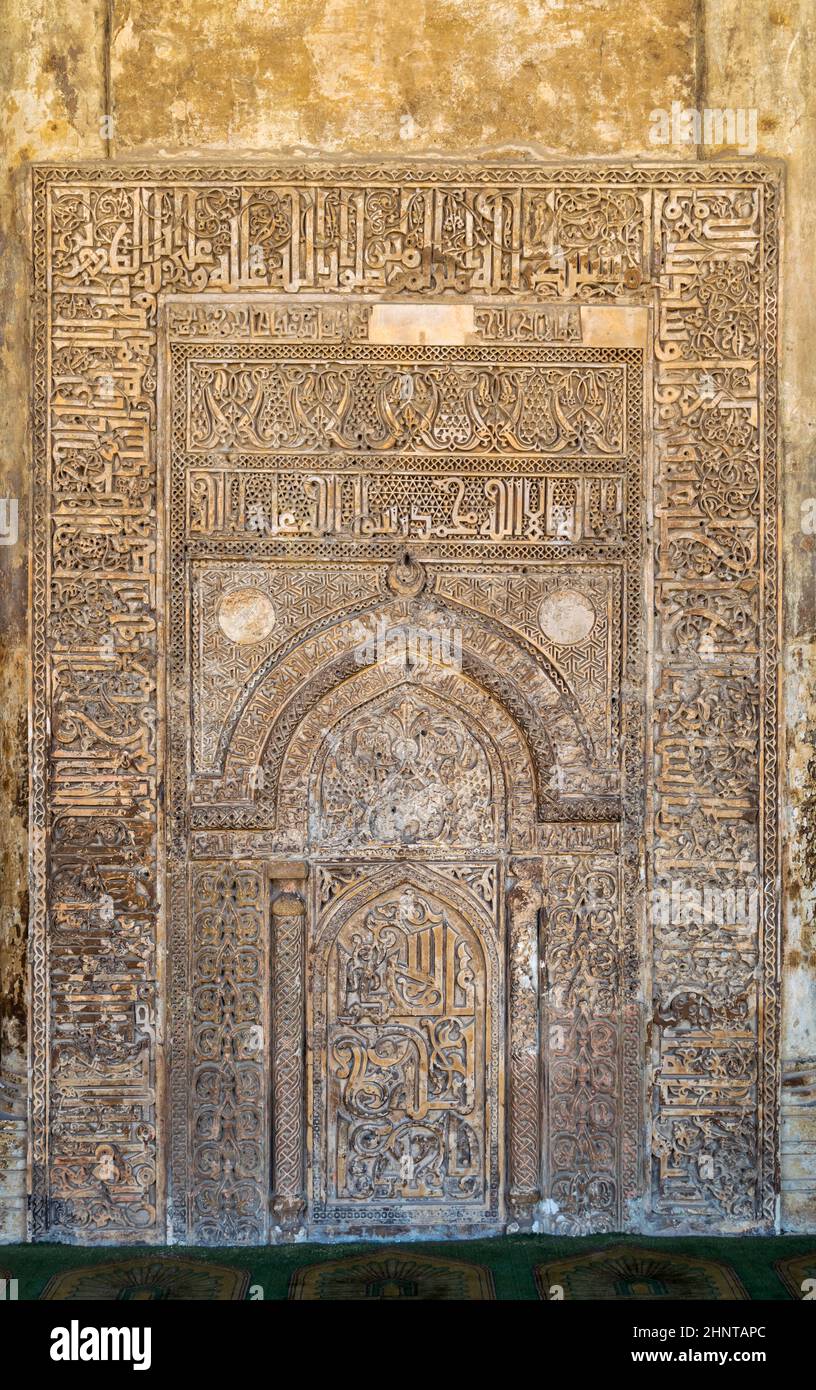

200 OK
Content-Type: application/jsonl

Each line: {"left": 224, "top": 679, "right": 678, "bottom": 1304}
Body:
{"left": 535, "top": 1244, "right": 748, "bottom": 1300}
{"left": 40, "top": 1255, "right": 249, "bottom": 1301}
{"left": 773, "top": 1251, "right": 816, "bottom": 1301}
{"left": 289, "top": 1250, "right": 495, "bottom": 1300}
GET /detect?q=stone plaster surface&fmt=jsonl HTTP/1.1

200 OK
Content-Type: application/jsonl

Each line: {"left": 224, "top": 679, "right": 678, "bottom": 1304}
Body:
{"left": 108, "top": 0, "right": 698, "bottom": 156}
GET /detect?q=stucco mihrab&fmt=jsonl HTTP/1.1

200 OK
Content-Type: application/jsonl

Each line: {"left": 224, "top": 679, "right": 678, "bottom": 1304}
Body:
{"left": 27, "top": 161, "right": 779, "bottom": 1242}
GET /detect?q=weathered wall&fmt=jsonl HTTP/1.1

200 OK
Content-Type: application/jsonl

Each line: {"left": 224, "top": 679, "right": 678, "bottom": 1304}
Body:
{"left": 0, "top": 0, "right": 108, "bottom": 1241}
{"left": 106, "top": 0, "right": 697, "bottom": 155}
{"left": 1, "top": 0, "right": 814, "bottom": 1237}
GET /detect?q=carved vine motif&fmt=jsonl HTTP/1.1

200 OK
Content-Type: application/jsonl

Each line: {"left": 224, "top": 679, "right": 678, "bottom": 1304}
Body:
{"left": 31, "top": 163, "right": 778, "bottom": 1240}
{"left": 541, "top": 859, "right": 621, "bottom": 1234}
{"left": 190, "top": 865, "right": 268, "bottom": 1244}
{"left": 311, "top": 873, "right": 500, "bottom": 1229}
{"left": 314, "top": 689, "right": 495, "bottom": 848}
{"left": 327, "top": 888, "right": 485, "bottom": 1205}
{"left": 188, "top": 360, "right": 625, "bottom": 455}
{"left": 270, "top": 887, "right": 306, "bottom": 1233}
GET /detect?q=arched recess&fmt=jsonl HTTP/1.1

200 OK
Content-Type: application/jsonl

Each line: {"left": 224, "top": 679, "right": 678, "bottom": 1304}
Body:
{"left": 277, "top": 665, "right": 536, "bottom": 849}
{"left": 308, "top": 859, "right": 502, "bottom": 1230}
{"left": 243, "top": 567, "right": 552, "bottom": 1235}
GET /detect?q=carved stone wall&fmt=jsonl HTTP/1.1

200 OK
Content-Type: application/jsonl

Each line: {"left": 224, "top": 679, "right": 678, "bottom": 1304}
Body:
{"left": 30, "top": 161, "right": 779, "bottom": 1242}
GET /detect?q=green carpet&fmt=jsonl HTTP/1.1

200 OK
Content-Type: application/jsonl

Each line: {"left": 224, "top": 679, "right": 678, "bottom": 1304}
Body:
{"left": 1, "top": 1234, "right": 814, "bottom": 1300}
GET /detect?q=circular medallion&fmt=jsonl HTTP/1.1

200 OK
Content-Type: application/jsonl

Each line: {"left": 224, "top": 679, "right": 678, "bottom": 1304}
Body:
{"left": 217, "top": 588, "right": 276, "bottom": 644}
{"left": 386, "top": 553, "right": 426, "bottom": 597}
{"left": 537, "top": 588, "right": 596, "bottom": 645}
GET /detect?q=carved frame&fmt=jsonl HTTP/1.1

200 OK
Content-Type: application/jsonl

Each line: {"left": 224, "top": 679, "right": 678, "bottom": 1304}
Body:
{"left": 30, "top": 161, "right": 780, "bottom": 1240}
